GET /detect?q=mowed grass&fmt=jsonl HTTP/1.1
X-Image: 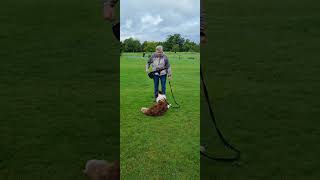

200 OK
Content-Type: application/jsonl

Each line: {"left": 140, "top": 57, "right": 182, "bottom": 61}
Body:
{"left": 0, "top": 0, "right": 119, "bottom": 179}
{"left": 201, "top": 0, "right": 320, "bottom": 179}
{"left": 120, "top": 52, "right": 200, "bottom": 179}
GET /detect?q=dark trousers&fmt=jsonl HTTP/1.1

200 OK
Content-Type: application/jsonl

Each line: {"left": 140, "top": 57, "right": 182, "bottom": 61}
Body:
{"left": 153, "top": 74, "right": 167, "bottom": 98}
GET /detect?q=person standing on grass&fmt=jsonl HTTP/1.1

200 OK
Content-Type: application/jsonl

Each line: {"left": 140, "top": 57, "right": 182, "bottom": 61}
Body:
{"left": 146, "top": 46, "right": 172, "bottom": 100}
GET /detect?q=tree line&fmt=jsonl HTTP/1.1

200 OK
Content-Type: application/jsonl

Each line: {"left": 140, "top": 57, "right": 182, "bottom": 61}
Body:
{"left": 121, "top": 34, "right": 200, "bottom": 53}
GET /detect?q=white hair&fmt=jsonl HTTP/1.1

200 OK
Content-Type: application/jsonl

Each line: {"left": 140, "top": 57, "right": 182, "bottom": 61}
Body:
{"left": 156, "top": 94, "right": 166, "bottom": 103}
{"left": 156, "top": 45, "right": 163, "bottom": 51}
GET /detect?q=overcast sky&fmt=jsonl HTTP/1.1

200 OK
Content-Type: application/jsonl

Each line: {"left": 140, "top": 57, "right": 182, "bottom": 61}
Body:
{"left": 120, "top": 0, "right": 200, "bottom": 43}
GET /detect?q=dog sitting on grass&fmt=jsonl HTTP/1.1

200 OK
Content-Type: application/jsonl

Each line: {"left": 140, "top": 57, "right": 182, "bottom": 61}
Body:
{"left": 83, "top": 160, "right": 119, "bottom": 180}
{"left": 141, "top": 91, "right": 171, "bottom": 116}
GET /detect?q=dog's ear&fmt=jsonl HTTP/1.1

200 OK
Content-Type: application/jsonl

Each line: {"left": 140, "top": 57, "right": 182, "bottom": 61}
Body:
{"left": 158, "top": 90, "right": 163, "bottom": 94}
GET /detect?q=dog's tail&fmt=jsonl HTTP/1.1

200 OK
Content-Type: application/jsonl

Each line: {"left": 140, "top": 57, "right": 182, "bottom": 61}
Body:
{"left": 141, "top": 107, "right": 148, "bottom": 113}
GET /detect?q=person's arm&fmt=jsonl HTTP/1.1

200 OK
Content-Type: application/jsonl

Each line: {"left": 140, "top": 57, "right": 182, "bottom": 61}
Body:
{"left": 146, "top": 54, "right": 154, "bottom": 73}
{"left": 164, "top": 56, "right": 172, "bottom": 78}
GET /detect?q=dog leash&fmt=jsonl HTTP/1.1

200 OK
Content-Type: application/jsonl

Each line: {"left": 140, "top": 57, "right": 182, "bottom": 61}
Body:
{"left": 168, "top": 80, "right": 180, "bottom": 108}
{"left": 148, "top": 70, "right": 180, "bottom": 108}
{"left": 200, "top": 65, "right": 240, "bottom": 162}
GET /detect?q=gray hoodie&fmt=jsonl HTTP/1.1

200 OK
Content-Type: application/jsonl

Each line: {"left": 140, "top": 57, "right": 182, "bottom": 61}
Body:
{"left": 146, "top": 53, "right": 172, "bottom": 76}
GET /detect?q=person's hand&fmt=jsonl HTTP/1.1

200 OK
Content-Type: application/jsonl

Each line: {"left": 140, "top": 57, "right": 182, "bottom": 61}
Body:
{"left": 168, "top": 75, "right": 172, "bottom": 80}
{"left": 103, "top": 5, "right": 115, "bottom": 22}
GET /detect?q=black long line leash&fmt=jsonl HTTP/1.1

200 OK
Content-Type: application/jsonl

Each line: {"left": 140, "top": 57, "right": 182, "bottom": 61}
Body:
{"left": 168, "top": 80, "right": 180, "bottom": 108}
{"left": 200, "top": 65, "right": 241, "bottom": 162}
{"left": 148, "top": 67, "right": 181, "bottom": 108}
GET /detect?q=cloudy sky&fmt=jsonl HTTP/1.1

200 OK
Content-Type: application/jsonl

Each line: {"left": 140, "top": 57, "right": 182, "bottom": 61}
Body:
{"left": 120, "top": 0, "right": 200, "bottom": 43}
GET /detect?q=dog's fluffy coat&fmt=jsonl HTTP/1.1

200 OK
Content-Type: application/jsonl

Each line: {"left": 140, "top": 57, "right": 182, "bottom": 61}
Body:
{"left": 141, "top": 93, "right": 170, "bottom": 116}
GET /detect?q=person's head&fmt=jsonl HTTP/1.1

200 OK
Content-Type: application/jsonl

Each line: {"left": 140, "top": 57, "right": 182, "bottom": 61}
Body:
{"left": 155, "top": 46, "right": 163, "bottom": 56}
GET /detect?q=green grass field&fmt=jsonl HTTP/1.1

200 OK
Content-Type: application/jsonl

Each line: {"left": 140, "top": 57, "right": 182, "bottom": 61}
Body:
{"left": 120, "top": 52, "right": 200, "bottom": 179}
{"left": 201, "top": 0, "right": 320, "bottom": 179}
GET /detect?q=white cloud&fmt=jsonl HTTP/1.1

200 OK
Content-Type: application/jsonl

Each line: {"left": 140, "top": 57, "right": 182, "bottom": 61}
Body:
{"left": 124, "top": 20, "right": 133, "bottom": 29}
{"left": 120, "top": 0, "right": 199, "bottom": 43}
{"left": 141, "top": 14, "right": 163, "bottom": 25}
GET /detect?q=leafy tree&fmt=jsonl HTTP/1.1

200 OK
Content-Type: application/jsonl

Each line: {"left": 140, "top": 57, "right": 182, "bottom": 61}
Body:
{"left": 190, "top": 44, "right": 200, "bottom": 52}
{"left": 182, "top": 39, "right": 200, "bottom": 52}
{"left": 172, "top": 44, "right": 179, "bottom": 53}
{"left": 165, "top": 34, "right": 185, "bottom": 51}
{"left": 121, "top": 34, "right": 200, "bottom": 53}
{"left": 123, "top": 38, "right": 141, "bottom": 52}
{"left": 120, "top": 41, "right": 123, "bottom": 52}
{"left": 141, "top": 41, "right": 148, "bottom": 51}
{"left": 143, "top": 41, "right": 158, "bottom": 52}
